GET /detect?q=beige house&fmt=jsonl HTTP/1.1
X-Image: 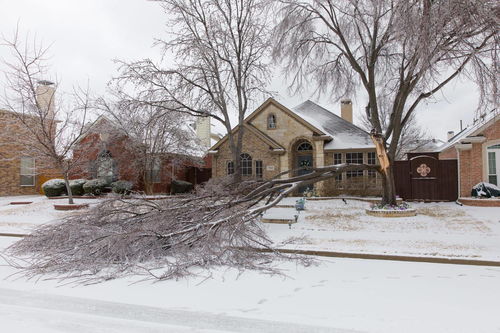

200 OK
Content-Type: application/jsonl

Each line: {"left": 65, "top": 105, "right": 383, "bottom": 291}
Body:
{"left": 209, "top": 98, "right": 381, "bottom": 196}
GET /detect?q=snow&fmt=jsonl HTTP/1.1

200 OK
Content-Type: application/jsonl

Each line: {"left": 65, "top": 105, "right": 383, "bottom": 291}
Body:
{"left": 290, "top": 101, "right": 374, "bottom": 150}
{"left": 0, "top": 195, "right": 101, "bottom": 234}
{"left": 263, "top": 198, "right": 500, "bottom": 261}
{"left": 0, "top": 235, "right": 499, "bottom": 332}
{"left": 41, "top": 178, "right": 65, "bottom": 187}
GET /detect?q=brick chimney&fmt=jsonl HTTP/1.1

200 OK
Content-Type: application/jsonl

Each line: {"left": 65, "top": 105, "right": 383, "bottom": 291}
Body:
{"left": 340, "top": 99, "right": 353, "bottom": 123}
{"left": 35, "top": 80, "right": 55, "bottom": 118}
{"left": 447, "top": 131, "right": 455, "bottom": 141}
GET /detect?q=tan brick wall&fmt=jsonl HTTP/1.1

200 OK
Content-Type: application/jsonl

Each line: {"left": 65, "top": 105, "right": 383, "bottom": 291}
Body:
{"left": 213, "top": 127, "right": 280, "bottom": 179}
{"left": 458, "top": 119, "right": 500, "bottom": 197}
{"left": 0, "top": 110, "right": 59, "bottom": 196}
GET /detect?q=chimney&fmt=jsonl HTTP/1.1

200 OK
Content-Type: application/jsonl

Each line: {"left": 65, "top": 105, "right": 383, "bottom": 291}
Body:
{"left": 195, "top": 116, "right": 211, "bottom": 148}
{"left": 36, "top": 80, "right": 55, "bottom": 118}
{"left": 447, "top": 131, "right": 455, "bottom": 141}
{"left": 340, "top": 99, "right": 353, "bottom": 123}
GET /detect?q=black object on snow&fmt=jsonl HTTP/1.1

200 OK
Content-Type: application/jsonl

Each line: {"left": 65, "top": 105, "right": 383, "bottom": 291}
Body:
{"left": 471, "top": 182, "right": 500, "bottom": 198}
{"left": 171, "top": 180, "right": 194, "bottom": 194}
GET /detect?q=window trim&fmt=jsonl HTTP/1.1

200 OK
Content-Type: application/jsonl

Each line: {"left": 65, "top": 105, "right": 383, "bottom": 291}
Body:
{"left": 255, "top": 160, "right": 263, "bottom": 178}
{"left": 240, "top": 153, "right": 253, "bottom": 176}
{"left": 267, "top": 114, "right": 276, "bottom": 129}
{"left": 20, "top": 157, "right": 36, "bottom": 187}
{"left": 227, "top": 160, "right": 235, "bottom": 175}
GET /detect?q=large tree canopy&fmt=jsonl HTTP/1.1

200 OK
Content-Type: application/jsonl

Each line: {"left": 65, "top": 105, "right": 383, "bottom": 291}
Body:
{"left": 274, "top": 0, "right": 499, "bottom": 203}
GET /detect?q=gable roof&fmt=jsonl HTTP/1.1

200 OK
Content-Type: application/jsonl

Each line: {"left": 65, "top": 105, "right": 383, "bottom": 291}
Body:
{"left": 209, "top": 98, "right": 375, "bottom": 152}
{"left": 209, "top": 122, "right": 285, "bottom": 151}
{"left": 438, "top": 110, "right": 499, "bottom": 152}
{"left": 290, "top": 100, "right": 374, "bottom": 150}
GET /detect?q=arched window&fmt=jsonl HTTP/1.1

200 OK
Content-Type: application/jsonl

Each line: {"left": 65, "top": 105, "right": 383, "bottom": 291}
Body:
{"left": 97, "top": 150, "right": 115, "bottom": 183}
{"left": 267, "top": 114, "right": 276, "bottom": 129}
{"left": 297, "top": 141, "right": 313, "bottom": 151}
{"left": 227, "top": 161, "right": 234, "bottom": 175}
{"left": 240, "top": 153, "right": 253, "bottom": 176}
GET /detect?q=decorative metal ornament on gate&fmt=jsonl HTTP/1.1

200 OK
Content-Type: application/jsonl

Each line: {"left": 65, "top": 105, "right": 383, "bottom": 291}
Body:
{"left": 417, "top": 163, "right": 431, "bottom": 177}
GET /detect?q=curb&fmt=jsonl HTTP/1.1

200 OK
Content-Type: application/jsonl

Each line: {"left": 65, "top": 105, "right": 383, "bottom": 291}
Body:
{"left": 0, "top": 232, "right": 28, "bottom": 238}
{"left": 259, "top": 248, "right": 500, "bottom": 267}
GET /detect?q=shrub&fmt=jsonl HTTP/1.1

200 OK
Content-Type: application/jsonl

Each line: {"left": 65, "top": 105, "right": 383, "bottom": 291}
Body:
{"left": 171, "top": 180, "right": 193, "bottom": 194}
{"left": 42, "top": 179, "right": 67, "bottom": 197}
{"left": 111, "top": 180, "right": 133, "bottom": 195}
{"left": 69, "top": 179, "right": 87, "bottom": 196}
{"left": 83, "top": 179, "right": 108, "bottom": 196}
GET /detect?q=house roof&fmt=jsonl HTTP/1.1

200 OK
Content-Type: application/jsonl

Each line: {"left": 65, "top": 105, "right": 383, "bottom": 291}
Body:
{"left": 290, "top": 100, "right": 374, "bottom": 150}
{"left": 405, "top": 138, "right": 447, "bottom": 153}
{"left": 209, "top": 98, "right": 375, "bottom": 152}
{"left": 438, "top": 110, "right": 499, "bottom": 152}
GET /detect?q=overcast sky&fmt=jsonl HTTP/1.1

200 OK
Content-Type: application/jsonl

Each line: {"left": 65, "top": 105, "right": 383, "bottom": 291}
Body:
{"left": 0, "top": 0, "right": 481, "bottom": 140}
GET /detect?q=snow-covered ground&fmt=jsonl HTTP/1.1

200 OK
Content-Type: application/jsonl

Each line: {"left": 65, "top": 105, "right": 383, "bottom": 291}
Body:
{"left": 0, "top": 196, "right": 500, "bottom": 332}
{"left": 264, "top": 198, "right": 500, "bottom": 260}
{"left": 0, "top": 195, "right": 102, "bottom": 234}
{"left": 0, "top": 236, "right": 499, "bottom": 332}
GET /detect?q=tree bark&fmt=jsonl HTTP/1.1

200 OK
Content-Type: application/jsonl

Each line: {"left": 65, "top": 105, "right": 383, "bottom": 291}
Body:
{"left": 381, "top": 164, "right": 397, "bottom": 205}
{"left": 63, "top": 173, "right": 74, "bottom": 205}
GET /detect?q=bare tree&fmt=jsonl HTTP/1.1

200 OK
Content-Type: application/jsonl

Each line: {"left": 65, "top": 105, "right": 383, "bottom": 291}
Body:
{"left": 98, "top": 97, "right": 205, "bottom": 194}
{"left": 1, "top": 30, "right": 93, "bottom": 204}
{"left": 114, "top": 0, "right": 273, "bottom": 180}
{"left": 273, "top": 0, "right": 499, "bottom": 204}
{"left": 360, "top": 96, "right": 430, "bottom": 160}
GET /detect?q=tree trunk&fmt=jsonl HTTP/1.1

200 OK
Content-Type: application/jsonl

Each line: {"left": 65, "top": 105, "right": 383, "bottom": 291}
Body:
{"left": 64, "top": 174, "right": 74, "bottom": 205}
{"left": 381, "top": 164, "right": 397, "bottom": 205}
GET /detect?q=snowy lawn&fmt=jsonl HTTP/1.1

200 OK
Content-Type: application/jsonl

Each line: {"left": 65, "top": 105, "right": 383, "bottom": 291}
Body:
{"left": 0, "top": 195, "right": 103, "bottom": 234}
{"left": 264, "top": 198, "right": 500, "bottom": 261}
{"left": 0, "top": 237, "right": 499, "bottom": 333}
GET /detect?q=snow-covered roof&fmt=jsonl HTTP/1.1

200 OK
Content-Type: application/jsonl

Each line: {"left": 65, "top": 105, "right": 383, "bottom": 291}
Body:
{"left": 290, "top": 100, "right": 374, "bottom": 150}
{"left": 405, "top": 139, "right": 446, "bottom": 153}
{"left": 438, "top": 110, "right": 499, "bottom": 152}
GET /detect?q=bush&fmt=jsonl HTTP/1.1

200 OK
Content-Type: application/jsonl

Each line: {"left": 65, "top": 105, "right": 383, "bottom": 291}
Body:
{"left": 171, "top": 180, "right": 193, "bottom": 194}
{"left": 42, "top": 179, "right": 67, "bottom": 197}
{"left": 69, "top": 179, "right": 87, "bottom": 196}
{"left": 111, "top": 180, "right": 133, "bottom": 195}
{"left": 83, "top": 179, "right": 108, "bottom": 196}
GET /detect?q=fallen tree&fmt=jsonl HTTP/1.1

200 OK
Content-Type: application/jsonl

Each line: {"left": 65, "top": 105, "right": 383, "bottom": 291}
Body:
{"left": 5, "top": 163, "right": 376, "bottom": 284}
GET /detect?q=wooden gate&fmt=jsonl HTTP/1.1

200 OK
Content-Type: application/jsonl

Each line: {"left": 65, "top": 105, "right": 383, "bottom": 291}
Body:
{"left": 394, "top": 153, "right": 458, "bottom": 201}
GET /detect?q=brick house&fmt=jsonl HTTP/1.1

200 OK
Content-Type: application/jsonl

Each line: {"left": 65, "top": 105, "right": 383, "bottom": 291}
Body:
{"left": 209, "top": 98, "right": 381, "bottom": 196}
{"left": 0, "top": 109, "right": 62, "bottom": 196}
{"left": 70, "top": 116, "right": 211, "bottom": 194}
{"left": 438, "top": 111, "right": 500, "bottom": 197}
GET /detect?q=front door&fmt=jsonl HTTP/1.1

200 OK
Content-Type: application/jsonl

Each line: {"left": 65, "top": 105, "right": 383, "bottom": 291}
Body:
{"left": 297, "top": 154, "right": 313, "bottom": 193}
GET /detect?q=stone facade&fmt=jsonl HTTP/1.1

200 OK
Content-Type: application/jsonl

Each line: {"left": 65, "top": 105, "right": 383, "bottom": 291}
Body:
{"left": 210, "top": 98, "right": 381, "bottom": 196}
{"left": 0, "top": 110, "right": 60, "bottom": 196}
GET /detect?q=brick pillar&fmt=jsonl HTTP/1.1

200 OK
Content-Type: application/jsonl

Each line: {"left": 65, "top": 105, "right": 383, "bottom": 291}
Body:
{"left": 314, "top": 140, "right": 325, "bottom": 195}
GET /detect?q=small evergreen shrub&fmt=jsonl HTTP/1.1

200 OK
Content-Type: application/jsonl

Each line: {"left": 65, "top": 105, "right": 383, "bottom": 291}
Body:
{"left": 42, "top": 179, "right": 67, "bottom": 197}
{"left": 111, "top": 180, "right": 133, "bottom": 195}
{"left": 171, "top": 180, "right": 193, "bottom": 194}
{"left": 83, "top": 179, "right": 108, "bottom": 196}
{"left": 69, "top": 179, "right": 87, "bottom": 196}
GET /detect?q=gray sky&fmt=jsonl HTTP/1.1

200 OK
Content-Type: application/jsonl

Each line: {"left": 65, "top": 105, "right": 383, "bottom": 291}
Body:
{"left": 0, "top": 0, "right": 480, "bottom": 140}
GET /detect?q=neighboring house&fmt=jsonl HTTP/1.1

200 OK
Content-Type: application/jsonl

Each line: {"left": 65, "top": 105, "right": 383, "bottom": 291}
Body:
{"left": 438, "top": 111, "right": 500, "bottom": 197}
{"left": 0, "top": 84, "right": 61, "bottom": 196}
{"left": 400, "top": 138, "right": 446, "bottom": 158}
{"left": 70, "top": 116, "right": 211, "bottom": 194}
{"left": 209, "top": 98, "right": 381, "bottom": 196}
